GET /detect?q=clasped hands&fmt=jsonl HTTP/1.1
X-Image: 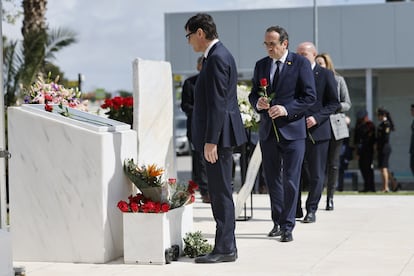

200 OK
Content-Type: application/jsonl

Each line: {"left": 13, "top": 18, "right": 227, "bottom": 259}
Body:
{"left": 256, "top": 96, "right": 287, "bottom": 119}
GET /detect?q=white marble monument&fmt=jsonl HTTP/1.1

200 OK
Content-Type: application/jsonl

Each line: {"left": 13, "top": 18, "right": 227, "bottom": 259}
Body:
{"left": 132, "top": 58, "right": 176, "bottom": 178}
{"left": 8, "top": 105, "right": 137, "bottom": 263}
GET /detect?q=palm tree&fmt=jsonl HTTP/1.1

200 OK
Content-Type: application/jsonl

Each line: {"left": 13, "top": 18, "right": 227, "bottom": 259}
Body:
{"left": 3, "top": 0, "right": 77, "bottom": 106}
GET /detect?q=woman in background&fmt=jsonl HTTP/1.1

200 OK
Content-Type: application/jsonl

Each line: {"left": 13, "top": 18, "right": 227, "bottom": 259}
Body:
{"left": 315, "top": 53, "right": 351, "bottom": 210}
{"left": 376, "top": 107, "right": 396, "bottom": 192}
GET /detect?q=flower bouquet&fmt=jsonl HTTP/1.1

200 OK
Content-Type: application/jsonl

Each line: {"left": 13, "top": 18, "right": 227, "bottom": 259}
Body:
{"left": 123, "top": 158, "right": 166, "bottom": 202}
{"left": 100, "top": 96, "right": 133, "bottom": 125}
{"left": 120, "top": 158, "right": 198, "bottom": 213}
{"left": 237, "top": 84, "right": 260, "bottom": 131}
{"left": 24, "top": 73, "right": 87, "bottom": 114}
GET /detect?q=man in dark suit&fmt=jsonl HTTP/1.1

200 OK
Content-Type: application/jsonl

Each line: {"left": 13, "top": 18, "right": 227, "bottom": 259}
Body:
{"left": 180, "top": 56, "right": 210, "bottom": 203}
{"left": 184, "top": 13, "right": 247, "bottom": 263}
{"left": 249, "top": 26, "right": 316, "bottom": 242}
{"left": 296, "top": 42, "right": 339, "bottom": 223}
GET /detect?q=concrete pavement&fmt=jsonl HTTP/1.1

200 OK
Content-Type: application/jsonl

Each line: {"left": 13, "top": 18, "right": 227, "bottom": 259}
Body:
{"left": 11, "top": 156, "right": 414, "bottom": 276}
{"left": 13, "top": 193, "right": 414, "bottom": 276}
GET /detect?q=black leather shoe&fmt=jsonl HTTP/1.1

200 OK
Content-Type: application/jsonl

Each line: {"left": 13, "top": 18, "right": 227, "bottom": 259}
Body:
{"left": 280, "top": 231, "right": 293, "bottom": 242}
{"left": 302, "top": 212, "right": 316, "bottom": 223}
{"left": 195, "top": 252, "right": 237, "bottom": 263}
{"left": 325, "top": 198, "right": 334, "bottom": 211}
{"left": 268, "top": 225, "right": 282, "bottom": 237}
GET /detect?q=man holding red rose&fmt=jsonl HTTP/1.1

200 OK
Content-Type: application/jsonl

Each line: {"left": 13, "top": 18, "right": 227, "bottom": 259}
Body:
{"left": 248, "top": 26, "right": 316, "bottom": 242}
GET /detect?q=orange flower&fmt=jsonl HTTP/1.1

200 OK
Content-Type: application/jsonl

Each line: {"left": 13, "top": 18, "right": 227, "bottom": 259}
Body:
{"left": 147, "top": 164, "right": 164, "bottom": 177}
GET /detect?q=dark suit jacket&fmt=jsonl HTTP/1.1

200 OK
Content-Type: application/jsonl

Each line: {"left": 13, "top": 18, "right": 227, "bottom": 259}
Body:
{"left": 249, "top": 51, "right": 317, "bottom": 141}
{"left": 181, "top": 74, "right": 198, "bottom": 141}
{"left": 305, "top": 64, "right": 340, "bottom": 141}
{"left": 192, "top": 41, "right": 247, "bottom": 152}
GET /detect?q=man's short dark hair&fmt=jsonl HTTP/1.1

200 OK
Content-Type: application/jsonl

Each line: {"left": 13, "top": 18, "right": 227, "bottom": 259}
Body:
{"left": 266, "top": 26, "right": 289, "bottom": 45}
{"left": 185, "top": 13, "right": 218, "bottom": 40}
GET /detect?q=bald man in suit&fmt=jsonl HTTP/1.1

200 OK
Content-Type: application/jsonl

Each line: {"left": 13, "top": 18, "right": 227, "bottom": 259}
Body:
{"left": 296, "top": 42, "right": 339, "bottom": 223}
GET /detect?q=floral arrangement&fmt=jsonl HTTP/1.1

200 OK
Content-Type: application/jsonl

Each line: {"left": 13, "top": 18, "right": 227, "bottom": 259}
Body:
{"left": 24, "top": 73, "right": 86, "bottom": 113}
{"left": 124, "top": 159, "right": 164, "bottom": 189}
{"left": 100, "top": 96, "right": 133, "bottom": 125}
{"left": 118, "top": 158, "right": 198, "bottom": 213}
{"left": 183, "top": 231, "right": 213, "bottom": 258}
{"left": 237, "top": 84, "right": 260, "bottom": 131}
{"left": 117, "top": 193, "right": 171, "bottom": 213}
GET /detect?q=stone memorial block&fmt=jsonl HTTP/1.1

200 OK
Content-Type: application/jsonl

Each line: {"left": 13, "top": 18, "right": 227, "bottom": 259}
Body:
{"left": 132, "top": 58, "right": 176, "bottom": 178}
{"left": 8, "top": 105, "right": 137, "bottom": 263}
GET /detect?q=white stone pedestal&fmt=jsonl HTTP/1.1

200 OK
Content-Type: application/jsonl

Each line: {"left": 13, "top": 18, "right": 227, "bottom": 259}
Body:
{"left": 8, "top": 105, "right": 137, "bottom": 263}
{"left": 123, "top": 203, "right": 193, "bottom": 265}
{"left": 0, "top": 229, "right": 13, "bottom": 276}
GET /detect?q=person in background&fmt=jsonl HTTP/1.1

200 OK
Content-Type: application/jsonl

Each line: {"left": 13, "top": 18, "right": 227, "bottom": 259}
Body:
{"left": 354, "top": 109, "right": 376, "bottom": 192}
{"left": 315, "top": 53, "right": 352, "bottom": 210}
{"left": 296, "top": 42, "right": 339, "bottom": 224}
{"left": 337, "top": 116, "right": 353, "bottom": 191}
{"left": 184, "top": 13, "right": 247, "bottom": 263}
{"left": 181, "top": 56, "right": 210, "bottom": 203}
{"left": 376, "top": 107, "right": 396, "bottom": 192}
{"left": 410, "top": 104, "right": 414, "bottom": 176}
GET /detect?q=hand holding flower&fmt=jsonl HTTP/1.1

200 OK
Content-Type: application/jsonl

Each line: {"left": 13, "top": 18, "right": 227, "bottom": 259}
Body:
{"left": 258, "top": 78, "right": 280, "bottom": 142}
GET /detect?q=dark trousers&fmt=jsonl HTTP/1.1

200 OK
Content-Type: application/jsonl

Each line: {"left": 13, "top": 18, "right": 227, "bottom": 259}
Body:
{"left": 325, "top": 138, "right": 343, "bottom": 199}
{"left": 261, "top": 137, "right": 305, "bottom": 232}
{"left": 359, "top": 151, "right": 375, "bottom": 191}
{"left": 304, "top": 139, "right": 330, "bottom": 214}
{"left": 190, "top": 147, "right": 208, "bottom": 196}
{"left": 205, "top": 147, "right": 236, "bottom": 254}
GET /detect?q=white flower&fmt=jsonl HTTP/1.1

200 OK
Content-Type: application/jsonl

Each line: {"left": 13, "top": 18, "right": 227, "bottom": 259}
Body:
{"left": 237, "top": 84, "right": 260, "bottom": 130}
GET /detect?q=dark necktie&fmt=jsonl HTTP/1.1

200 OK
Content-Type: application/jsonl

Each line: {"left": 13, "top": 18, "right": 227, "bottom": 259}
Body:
{"left": 272, "top": 60, "right": 281, "bottom": 91}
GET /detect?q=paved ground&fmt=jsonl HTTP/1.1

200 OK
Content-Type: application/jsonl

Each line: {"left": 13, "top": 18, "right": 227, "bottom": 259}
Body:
{"left": 12, "top": 156, "right": 414, "bottom": 276}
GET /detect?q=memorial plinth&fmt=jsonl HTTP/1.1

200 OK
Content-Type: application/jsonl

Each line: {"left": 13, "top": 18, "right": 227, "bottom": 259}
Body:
{"left": 8, "top": 105, "right": 137, "bottom": 263}
{"left": 123, "top": 204, "right": 193, "bottom": 265}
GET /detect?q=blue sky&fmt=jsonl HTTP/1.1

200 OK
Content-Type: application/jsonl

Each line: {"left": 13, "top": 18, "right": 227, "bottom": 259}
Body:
{"left": 2, "top": 0, "right": 384, "bottom": 93}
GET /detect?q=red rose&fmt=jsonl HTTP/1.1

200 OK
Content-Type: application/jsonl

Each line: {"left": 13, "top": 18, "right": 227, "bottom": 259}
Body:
{"left": 44, "top": 104, "right": 53, "bottom": 112}
{"left": 44, "top": 94, "right": 53, "bottom": 102}
{"left": 188, "top": 180, "right": 199, "bottom": 192}
{"left": 130, "top": 202, "right": 139, "bottom": 212}
{"left": 161, "top": 203, "right": 170, "bottom": 213}
{"left": 168, "top": 178, "right": 177, "bottom": 184}
{"left": 260, "top": 78, "right": 268, "bottom": 87}
{"left": 123, "top": 96, "right": 133, "bottom": 107}
{"left": 117, "top": 200, "right": 129, "bottom": 212}
{"left": 190, "top": 194, "right": 195, "bottom": 203}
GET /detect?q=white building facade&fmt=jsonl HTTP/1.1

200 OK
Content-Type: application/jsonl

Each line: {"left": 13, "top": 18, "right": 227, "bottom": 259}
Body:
{"left": 165, "top": 1, "right": 414, "bottom": 175}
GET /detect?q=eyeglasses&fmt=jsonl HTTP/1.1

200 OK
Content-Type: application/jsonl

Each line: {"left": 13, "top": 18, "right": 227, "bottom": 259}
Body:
{"left": 185, "top": 31, "right": 196, "bottom": 40}
{"left": 263, "top": 41, "right": 280, "bottom": 48}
